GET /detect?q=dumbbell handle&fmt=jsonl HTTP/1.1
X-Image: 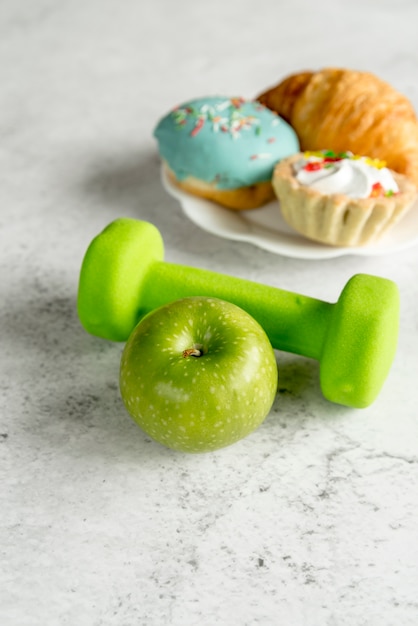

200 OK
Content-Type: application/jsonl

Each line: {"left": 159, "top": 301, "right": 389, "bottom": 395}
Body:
{"left": 142, "top": 260, "right": 331, "bottom": 359}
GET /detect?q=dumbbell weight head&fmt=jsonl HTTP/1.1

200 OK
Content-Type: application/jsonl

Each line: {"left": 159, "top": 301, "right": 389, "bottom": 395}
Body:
{"left": 77, "top": 219, "right": 164, "bottom": 341}
{"left": 320, "top": 274, "right": 399, "bottom": 408}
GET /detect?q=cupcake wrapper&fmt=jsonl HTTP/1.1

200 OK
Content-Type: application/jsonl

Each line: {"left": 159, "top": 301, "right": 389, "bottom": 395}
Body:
{"left": 273, "top": 156, "right": 417, "bottom": 247}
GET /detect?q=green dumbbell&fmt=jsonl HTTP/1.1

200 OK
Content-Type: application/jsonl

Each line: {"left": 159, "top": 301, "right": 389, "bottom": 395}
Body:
{"left": 77, "top": 218, "right": 400, "bottom": 408}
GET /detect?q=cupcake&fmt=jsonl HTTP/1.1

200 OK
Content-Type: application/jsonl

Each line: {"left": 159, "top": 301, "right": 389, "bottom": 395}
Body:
{"left": 154, "top": 96, "right": 299, "bottom": 210}
{"left": 272, "top": 151, "right": 417, "bottom": 246}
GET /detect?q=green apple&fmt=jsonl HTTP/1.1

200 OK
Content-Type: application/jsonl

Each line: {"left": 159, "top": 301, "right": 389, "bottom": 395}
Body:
{"left": 119, "top": 296, "right": 278, "bottom": 453}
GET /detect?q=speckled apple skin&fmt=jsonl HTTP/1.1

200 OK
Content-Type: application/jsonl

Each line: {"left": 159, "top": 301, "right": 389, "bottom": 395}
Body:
{"left": 119, "top": 297, "right": 278, "bottom": 453}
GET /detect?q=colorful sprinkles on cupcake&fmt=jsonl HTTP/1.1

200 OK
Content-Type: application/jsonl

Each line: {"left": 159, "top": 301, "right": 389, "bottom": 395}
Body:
{"left": 298, "top": 150, "right": 399, "bottom": 198}
{"left": 303, "top": 150, "right": 387, "bottom": 167}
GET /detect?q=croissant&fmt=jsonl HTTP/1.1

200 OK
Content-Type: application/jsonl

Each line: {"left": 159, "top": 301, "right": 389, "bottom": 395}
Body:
{"left": 257, "top": 68, "right": 418, "bottom": 186}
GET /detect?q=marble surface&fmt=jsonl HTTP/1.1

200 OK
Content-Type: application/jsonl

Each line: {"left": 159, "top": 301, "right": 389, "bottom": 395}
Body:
{"left": 1, "top": 1, "right": 418, "bottom": 624}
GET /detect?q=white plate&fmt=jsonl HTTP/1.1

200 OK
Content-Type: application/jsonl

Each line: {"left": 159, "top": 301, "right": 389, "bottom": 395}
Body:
{"left": 161, "top": 167, "right": 418, "bottom": 259}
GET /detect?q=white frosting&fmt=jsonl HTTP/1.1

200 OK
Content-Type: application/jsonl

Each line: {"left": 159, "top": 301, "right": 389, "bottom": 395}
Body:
{"left": 294, "top": 154, "right": 399, "bottom": 199}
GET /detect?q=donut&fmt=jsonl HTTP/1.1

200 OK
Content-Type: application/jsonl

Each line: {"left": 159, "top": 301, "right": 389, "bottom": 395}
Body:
{"left": 153, "top": 96, "right": 299, "bottom": 210}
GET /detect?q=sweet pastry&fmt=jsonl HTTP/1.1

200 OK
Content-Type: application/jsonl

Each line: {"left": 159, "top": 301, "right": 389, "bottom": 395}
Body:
{"left": 257, "top": 68, "right": 418, "bottom": 186}
{"left": 272, "top": 150, "right": 417, "bottom": 247}
{"left": 153, "top": 96, "right": 299, "bottom": 210}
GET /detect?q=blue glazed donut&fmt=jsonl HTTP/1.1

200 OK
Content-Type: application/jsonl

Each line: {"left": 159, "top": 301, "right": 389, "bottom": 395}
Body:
{"left": 154, "top": 96, "right": 299, "bottom": 209}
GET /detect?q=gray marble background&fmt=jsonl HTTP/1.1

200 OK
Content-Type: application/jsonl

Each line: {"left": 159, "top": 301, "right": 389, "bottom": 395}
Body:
{"left": 1, "top": 1, "right": 418, "bottom": 625}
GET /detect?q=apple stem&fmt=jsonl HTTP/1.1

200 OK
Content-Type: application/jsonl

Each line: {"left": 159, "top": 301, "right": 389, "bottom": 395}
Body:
{"left": 183, "top": 344, "right": 204, "bottom": 358}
